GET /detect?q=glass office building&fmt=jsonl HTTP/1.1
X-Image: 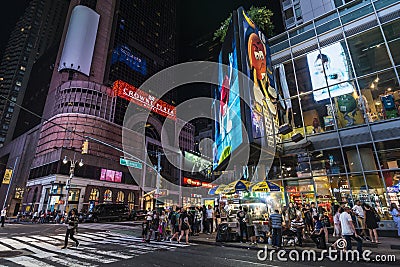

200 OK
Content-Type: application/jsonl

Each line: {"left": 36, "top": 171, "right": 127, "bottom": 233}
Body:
{"left": 268, "top": 0, "right": 400, "bottom": 219}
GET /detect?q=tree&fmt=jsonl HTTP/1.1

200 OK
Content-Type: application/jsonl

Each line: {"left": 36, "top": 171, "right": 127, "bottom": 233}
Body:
{"left": 213, "top": 6, "right": 275, "bottom": 43}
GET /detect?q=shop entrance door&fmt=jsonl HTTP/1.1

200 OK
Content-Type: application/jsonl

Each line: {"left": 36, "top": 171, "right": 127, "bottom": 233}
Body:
{"left": 287, "top": 192, "right": 316, "bottom": 205}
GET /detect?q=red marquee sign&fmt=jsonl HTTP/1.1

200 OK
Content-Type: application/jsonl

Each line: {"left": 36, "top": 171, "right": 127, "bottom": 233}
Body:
{"left": 183, "top": 177, "right": 216, "bottom": 189}
{"left": 112, "top": 80, "right": 176, "bottom": 120}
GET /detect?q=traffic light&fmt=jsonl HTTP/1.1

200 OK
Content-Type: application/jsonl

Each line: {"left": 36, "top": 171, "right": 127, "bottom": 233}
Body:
{"left": 81, "top": 139, "right": 89, "bottom": 154}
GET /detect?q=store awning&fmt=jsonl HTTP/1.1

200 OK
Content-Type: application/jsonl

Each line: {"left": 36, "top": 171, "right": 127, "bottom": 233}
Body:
{"left": 250, "top": 181, "right": 282, "bottom": 192}
{"left": 222, "top": 180, "right": 251, "bottom": 194}
{"left": 208, "top": 184, "right": 227, "bottom": 195}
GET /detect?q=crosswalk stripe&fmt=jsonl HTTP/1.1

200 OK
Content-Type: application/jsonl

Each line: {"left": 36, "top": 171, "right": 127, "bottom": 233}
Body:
{"left": 17, "top": 239, "right": 117, "bottom": 264}
{"left": 5, "top": 255, "right": 55, "bottom": 267}
{"left": 0, "top": 244, "right": 12, "bottom": 251}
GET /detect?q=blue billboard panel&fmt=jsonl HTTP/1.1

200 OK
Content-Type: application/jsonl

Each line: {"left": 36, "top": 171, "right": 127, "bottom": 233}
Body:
{"left": 213, "top": 18, "right": 243, "bottom": 170}
{"left": 111, "top": 45, "right": 147, "bottom": 76}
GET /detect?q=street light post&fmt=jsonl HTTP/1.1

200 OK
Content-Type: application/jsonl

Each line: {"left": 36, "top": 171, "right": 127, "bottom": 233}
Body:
{"left": 63, "top": 153, "right": 83, "bottom": 213}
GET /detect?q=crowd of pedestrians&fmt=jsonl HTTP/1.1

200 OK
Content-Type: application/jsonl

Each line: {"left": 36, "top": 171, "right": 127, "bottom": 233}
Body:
{"left": 233, "top": 200, "right": 400, "bottom": 252}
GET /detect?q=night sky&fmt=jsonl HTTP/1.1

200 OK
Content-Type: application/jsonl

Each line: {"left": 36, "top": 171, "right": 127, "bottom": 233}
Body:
{"left": 0, "top": 0, "right": 30, "bottom": 59}
{"left": 0, "top": 0, "right": 283, "bottom": 61}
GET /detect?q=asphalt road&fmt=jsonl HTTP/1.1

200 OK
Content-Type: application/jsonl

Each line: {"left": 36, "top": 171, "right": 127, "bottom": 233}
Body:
{"left": 0, "top": 223, "right": 398, "bottom": 267}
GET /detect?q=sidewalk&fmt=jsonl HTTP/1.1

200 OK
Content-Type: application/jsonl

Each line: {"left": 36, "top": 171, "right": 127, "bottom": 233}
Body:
{"left": 189, "top": 232, "right": 400, "bottom": 254}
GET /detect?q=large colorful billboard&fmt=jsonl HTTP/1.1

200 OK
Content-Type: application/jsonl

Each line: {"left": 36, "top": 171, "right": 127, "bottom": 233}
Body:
{"left": 238, "top": 9, "right": 280, "bottom": 148}
{"left": 212, "top": 8, "right": 280, "bottom": 171}
{"left": 113, "top": 80, "right": 176, "bottom": 120}
{"left": 307, "top": 42, "right": 354, "bottom": 101}
{"left": 213, "top": 16, "right": 243, "bottom": 170}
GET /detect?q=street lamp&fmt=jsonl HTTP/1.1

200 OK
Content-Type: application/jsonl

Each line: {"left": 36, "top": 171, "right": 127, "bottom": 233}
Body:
{"left": 62, "top": 153, "right": 83, "bottom": 213}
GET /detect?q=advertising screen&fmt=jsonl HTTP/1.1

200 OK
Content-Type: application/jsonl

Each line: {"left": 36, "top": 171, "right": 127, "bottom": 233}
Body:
{"left": 307, "top": 42, "right": 354, "bottom": 101}
{"left": 100, "top": 168, "right": 122, "bottom": 183}
{"left": 213, "top": 17, "right": 243, "bottom": 170}
{"left": 111, "top": 45, "right": 147, "bottom": 76}
{"left": 238, "top": 8, "right": 281, "bottom": 149}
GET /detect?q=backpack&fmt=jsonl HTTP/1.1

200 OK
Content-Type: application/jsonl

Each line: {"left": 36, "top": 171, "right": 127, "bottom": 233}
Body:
{"left": 170, "top": 212, "right": 176, "bottom": 225}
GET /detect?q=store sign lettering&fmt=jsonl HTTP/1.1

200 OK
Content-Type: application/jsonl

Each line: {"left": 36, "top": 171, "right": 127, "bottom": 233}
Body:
{"left": 113, "top": 80, "right": 176, "bottom": 120}
{"left": 183, "top": 177, "right": 216, "bottom": 188}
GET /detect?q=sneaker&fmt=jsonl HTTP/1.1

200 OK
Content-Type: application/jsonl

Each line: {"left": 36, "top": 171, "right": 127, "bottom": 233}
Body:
{"left": 61, "top": 246, "right": 67, "bottom": 249}
{"left": 75, "top": 242, "right": 79, "bottom": 248}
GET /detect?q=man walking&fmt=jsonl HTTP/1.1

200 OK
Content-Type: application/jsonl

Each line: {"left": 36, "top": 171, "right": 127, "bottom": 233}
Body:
{"left": 1, "top": 207, "right": 7, "bottom": 227}
{"left": 340, "top": 206, "right": 363, "bottom": 254}
{"left": 269, "top": 209, "right": 283, "bottom": 248}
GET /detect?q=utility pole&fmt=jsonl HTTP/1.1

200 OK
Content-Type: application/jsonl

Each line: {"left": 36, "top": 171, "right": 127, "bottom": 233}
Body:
{"left": 155, "top": 152, "right": 161, "bottom": 208}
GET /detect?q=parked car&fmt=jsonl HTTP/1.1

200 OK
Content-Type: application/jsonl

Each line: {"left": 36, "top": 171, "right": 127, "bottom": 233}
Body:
{"left": 85, "top": 204, "right": 130, "bottom": 223}
{"left": 130, "top": 209, "right": 146, "bottom": 221}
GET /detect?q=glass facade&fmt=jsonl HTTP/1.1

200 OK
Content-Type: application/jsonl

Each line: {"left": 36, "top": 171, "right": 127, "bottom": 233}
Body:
{"left": 269, "top": 0, "right": 400, "bottom": 219}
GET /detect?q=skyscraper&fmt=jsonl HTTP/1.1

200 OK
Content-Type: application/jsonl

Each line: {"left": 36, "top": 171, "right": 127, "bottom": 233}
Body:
{"left": 16, "top": 0, "right": 193, "bottom": 213}
{"left": 0, "top": 0, "right": 69, "bottom": 147}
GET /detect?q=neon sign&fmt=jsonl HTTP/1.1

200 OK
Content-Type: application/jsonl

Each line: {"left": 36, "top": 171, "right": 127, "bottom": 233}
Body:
{"left": 112, "top": 80, "right": 176, "bottom": 120}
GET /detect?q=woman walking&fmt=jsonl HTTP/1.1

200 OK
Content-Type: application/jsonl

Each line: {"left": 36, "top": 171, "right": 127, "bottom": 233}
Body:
{"left": 364, "top": 204, "right": 380, "bottom": 243}
{"left": 390, "top": 203, "right": 400, "bottom": 237}
{"left": 178, "top": 208, "right": 191, "bottom": 244}
{"left": 62, "top": 209, "right": 79, "bottom": 249}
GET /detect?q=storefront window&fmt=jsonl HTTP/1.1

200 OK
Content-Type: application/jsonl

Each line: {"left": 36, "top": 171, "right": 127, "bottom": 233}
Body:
{"left": 285, "top": 179, "right": 315, "bottom": 205}
{"left": 385, "top": 171, "right": 400, "bottom": 211}
{"left": 294, "top": 55, "right": 314, "bottom": 93}
{"left": 128, "top": 192, "right": 135, "bottom": 211}
{"left": 311, "top": 148, "right": 347, "bottom": 175}
{"left": 116, "top": 191, "right": 124, "bottom": 203}
{"left": 283, "top": 62, "right": 298, "bottom": 97}
{"left": 89, "top": 188, "right": 99, "bottom": 201}
{"left": 349, "top": 174, "right": 367, "bottom": 204}
{"left": 280, "top": 97, "right": 303, "bottom": 141}
{"left": 383, "top": 20, "right": 400, "bottom": 66}
{"left": 376, "top": 140, "right": 400, "bottom": 171}
{"left": 68, "top": 189, "right": 80, "bottom": 202}
{"left": 364, "top": 172, "right": 388, "bottom": 213}
{"left": 357, "top": 144, "right": 380, "bottom": 171}
{"left": 300, "top": 91, "right": 335, "bottom": 135}
{"left": 104, "top": 189, "right": 112, "bottom": 202}
{"left": 330, "top": 175, "right": 352, "bottom": 204}
{"left": 347, "top": 27, "right": 392, "bottom": 76}
{"left": 357, "top": 69, "right": 400, "bottom": 122}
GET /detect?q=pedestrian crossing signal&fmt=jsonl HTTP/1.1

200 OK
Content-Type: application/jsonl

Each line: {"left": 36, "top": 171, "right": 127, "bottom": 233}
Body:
{"left": 81, "top": 140, "right": 89, "bottom": 154}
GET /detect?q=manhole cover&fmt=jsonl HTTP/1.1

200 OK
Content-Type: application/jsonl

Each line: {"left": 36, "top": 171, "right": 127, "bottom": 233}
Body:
{"left": 0, "top": 250, "right": 24, "bottom": 258}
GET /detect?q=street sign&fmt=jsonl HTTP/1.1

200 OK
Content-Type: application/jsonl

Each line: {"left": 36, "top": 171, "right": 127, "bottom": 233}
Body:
{"left": 2, "top": 169, "right": 12, "bottom": 184}
{"left": 120, "top": 158, "right": 142, "bottom": 169}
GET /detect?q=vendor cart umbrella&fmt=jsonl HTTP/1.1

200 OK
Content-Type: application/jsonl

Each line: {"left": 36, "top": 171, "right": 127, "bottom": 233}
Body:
{"left": 250, "top": 181, "right": 282, "bottom": 192}
{"left": 222, "top": 180, "right": 251, "bottom": 194}
{"left": 208, "top": 184, "right": 227, "bottom": 195}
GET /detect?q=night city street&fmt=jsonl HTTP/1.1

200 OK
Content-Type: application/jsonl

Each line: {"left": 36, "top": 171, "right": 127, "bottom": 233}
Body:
{"left": 1, "top": 0, "right": 400, "bottom": 266}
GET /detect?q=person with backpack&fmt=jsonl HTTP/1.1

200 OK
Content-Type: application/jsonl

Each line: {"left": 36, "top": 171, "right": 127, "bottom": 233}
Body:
{"left": 170, "top": 207, "right": 181, "bottom": 242}
{"left": 237, "top": 206, "right": 247, "bottom": 243}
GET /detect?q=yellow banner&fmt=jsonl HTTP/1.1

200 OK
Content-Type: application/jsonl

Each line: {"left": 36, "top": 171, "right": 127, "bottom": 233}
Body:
{"left": 2, "top": 169, "right": 12, "bottom": 184}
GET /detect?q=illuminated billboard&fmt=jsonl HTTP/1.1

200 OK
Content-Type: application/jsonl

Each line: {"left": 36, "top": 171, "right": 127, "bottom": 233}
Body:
{"left": 100, "top": 168, "right": 122, "bottom": 183}
{"left": 113, "top": 80, "right": 176, "bottom": 120}
{"left": 212, "top": 8, "right": 280, "bottom": 171}
{"left": 307, "top": 42, "right": 354, "bottom": 101}
{"left": 213, "top": 16, "right": 243, "bottom": 170}
{"left": 111, "top": 45, "right": 147, "bottom": 76}
{"left": 238, "top": 9, "right": 279, "bottom": 148}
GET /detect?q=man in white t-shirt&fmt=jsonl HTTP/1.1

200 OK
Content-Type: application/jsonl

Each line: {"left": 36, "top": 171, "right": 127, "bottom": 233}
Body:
{"left": 206, "top": 205, "right": 214, "bottom": 234}
{"left": 340, "top": 206, "right": 362, "bottom": 254}
{"left": 1, "top": 207, "right": 7, "bottom": 227}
